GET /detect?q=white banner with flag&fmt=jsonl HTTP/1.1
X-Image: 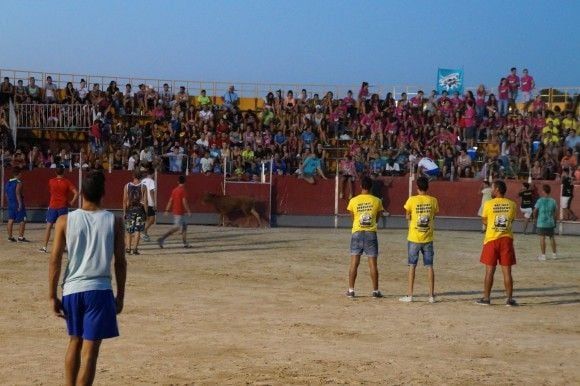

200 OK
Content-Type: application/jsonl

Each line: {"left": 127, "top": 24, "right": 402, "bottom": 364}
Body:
{"left": 8, "top": 99, "right": 17, "bottom": 147}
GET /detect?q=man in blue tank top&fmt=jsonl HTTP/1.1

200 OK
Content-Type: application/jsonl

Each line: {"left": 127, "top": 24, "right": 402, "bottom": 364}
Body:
{"left": 5, "top": 166, "right": 28, "bottom": 242}
{"left": 49, "top": 170, "right": 127, "bottom": 385}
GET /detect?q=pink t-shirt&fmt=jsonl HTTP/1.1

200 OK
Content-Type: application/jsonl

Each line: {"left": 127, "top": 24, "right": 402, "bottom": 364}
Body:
{"left": 450, "top": 96, "right": 463, "bottom": 109}
{"left": 507, "top": 74, "right": 520, "bottom": 90}
{"left": 521, "top": 75, "right": 534, "bottom": 92}
{"left": 410, "top": 96, "right": 422, "bottom": 107}
{"left": 463, "top": 106, "right": 476, "bottom": 127}
{"left": 476, "top": 90, "right": 486, "bottom": 106}
{"left": 498, "top": 84, "right": 510, "bottom": 100}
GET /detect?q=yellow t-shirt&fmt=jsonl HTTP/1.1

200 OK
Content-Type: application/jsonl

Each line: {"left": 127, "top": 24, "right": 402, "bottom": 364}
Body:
{"left": 347, "top": 194, "right": 383, "bottom": 233}
{"left": 404, "top": 195, "right": 439, "bottom": 243}
{"left": 482, "top": 197, "right": 516, "bottom": 244}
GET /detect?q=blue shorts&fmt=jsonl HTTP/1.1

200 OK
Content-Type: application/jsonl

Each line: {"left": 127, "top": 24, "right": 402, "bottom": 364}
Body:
{"left": 350, "top": 231, "right": 378, "bottom": 257}
{"left": 62, "top": 290, "right": 119, "bottom": 340}
{"left": 408, "top": 241, "right": 435, "bottom": 266}
{"left": 425, "top": 168, "right": 440, "bottom": 177}
{"left": 46, "top": 207, "right": 68, "bottom": 224}
{"left": 8, "top": 207, "right": 26, "bottom": 222}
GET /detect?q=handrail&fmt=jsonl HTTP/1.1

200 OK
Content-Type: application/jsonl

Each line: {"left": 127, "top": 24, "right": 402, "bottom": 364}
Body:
{"left": 1, "top": 67, "right": 578, "bottom": 106}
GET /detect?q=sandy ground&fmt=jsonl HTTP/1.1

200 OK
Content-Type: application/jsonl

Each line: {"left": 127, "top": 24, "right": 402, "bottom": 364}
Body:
{"left": 0, "top": 224, "right": 579, "bottom": 385}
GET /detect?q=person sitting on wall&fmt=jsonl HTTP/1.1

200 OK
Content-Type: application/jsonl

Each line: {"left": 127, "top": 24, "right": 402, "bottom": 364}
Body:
{"left": 297, "top": 148, "right": 327, "bottom": 184}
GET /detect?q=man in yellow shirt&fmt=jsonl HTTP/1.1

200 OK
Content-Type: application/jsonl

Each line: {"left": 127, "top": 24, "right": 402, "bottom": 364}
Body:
{"left": 346, "top": 176, "right": 384, "bottom": 298}
{"left": 399, "top": 177, "right": 439, "bottom": 303}
{"left": 196, "top": 89, "right": 212, "bottom": 108}
{"left": 476, "top": 180, "right": 518, "bottom": 306}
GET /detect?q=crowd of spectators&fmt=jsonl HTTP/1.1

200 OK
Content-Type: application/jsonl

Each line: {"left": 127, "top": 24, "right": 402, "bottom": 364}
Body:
{"left": 0, "top": 68, "right": 579, "bottom": 184}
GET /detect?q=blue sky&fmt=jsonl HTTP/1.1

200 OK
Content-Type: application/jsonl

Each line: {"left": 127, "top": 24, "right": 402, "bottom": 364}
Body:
{"left": 1, "top": 0, "right": 578, "bottom": 91}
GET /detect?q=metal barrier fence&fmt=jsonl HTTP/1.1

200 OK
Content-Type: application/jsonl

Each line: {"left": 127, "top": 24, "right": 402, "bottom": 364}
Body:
{"left": 1, "top": 68, "right": 578, "bottom": 106}
{"left": 14, "top": 104, "right": 92, "bottom": 129}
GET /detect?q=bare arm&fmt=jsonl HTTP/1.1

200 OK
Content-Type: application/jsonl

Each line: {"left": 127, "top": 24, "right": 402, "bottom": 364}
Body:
{"left": 48, "top": 215, "right": 67, "bottom": 318}
{"left": 122, "top": 185, "right": 128, "bottom": 215}
{"left": 70, "top": 187, "right": 79, "bottom": 207}
{"left": 165, "top": 197, "right": 173, "bottom": 213}
{"left": 142, "top": 185, "right": 148, "bottom": 208}
{"left": 113, "top": 217, "right": 127, "bottom": 314}
{"left": 182, "top": 197, "right": 191, "bottom": 216}
{"left": 16, "top": 182, "right": 23, "bottom": 210}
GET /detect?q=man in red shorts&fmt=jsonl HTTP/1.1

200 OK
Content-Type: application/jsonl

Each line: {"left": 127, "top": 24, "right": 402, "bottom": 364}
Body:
{"left": 476, "top": 180, "right": 518, "bottom": 306}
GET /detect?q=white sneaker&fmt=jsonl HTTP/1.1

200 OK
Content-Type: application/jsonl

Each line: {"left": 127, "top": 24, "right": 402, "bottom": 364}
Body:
{"left": 538, "top": 254, "right": 546, "bottom": 261}
{"left": 551, "top": 253, "right": 558, "bottom": 259}
{"left": 399, "top": 295, "right": 413, "bottom": 303}
{"left": 428, "top": 296, "right": 436, "bottom": 303}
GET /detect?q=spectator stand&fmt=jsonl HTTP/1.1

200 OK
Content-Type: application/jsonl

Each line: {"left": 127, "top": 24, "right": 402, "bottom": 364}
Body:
{"left": 223, "top": 156, "right": 273, "bottom": 227}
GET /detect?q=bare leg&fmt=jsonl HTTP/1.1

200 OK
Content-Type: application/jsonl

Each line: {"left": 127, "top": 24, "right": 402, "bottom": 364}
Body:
{"left": 539, "top": 235, "right": 546, "bottom": 254}
{"left": 549, "top": 236, "right": 557, "bottom": 254}
{"left": 407, "top": 265, "right": 416, "bottom": 296}
{"left": 65, "top": 336, "right": 82, "bottom": 386}
{"left": 43, "top": 223, "right": 54, "bottom": 248}
{"left": 133, "top": 233, "right": 141, "bottom": 251}
{"left": 483, "top": 265, "right": 496, "bottom": 300}
{"left": 125, "top": 233, "right": 131, "bottom": 251}
{"left": 7, "top": 219, "right": 14, "bottom": 238}
{"left": 250, "top": 208, "right": 262, "bottom": 227}
{"left": 18, "top": 221, "right": 26, "bottom": 238}
{"left": 427, "top": 266, "right": 435, "bottom": 297}
{"left": 348, "top": 255, "right": 361, "bottom": 289}
{"left": 367, "top": 257, "right": 379, "bottom": 291}
{"left": 144, "top": 216, "right": 155, "bottom": 236}
{"left": 500, "top": 265, "right": 514, "bottom": 300}
{"left": 77, "top": 339, "right": 102, "bottom": 386}
{"left": 181, "top": 227, "right": 188, "bottom": 245}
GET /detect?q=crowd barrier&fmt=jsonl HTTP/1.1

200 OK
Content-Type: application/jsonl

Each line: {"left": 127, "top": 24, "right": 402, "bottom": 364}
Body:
{"left": 2, "top": 169, "right": 578, "bottom": 224}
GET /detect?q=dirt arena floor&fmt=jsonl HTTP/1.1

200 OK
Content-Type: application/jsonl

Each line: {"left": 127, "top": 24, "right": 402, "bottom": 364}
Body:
{"left": 0, "top": 224, "right": 579, "bottom": 385}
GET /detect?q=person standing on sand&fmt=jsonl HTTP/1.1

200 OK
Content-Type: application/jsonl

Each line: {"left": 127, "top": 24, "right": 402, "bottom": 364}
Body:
{"left": 399, "top": 176, "right": 439, "bottom": 303}
{"left": 476, "top": 180, "right": 518, "bottom": 306}
{"left": 534, "top": 184, "right": 558, "bottom": 261}
{"left": 346, "top": 176, "right": 384, "bottom": 298}
{"left": 49, "top": 170, "right": 126, "bottom": 386}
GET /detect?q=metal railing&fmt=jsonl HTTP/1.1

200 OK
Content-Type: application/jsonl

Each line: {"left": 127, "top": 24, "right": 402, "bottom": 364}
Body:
{"left": 14, "top": 104, "right": 92, "bottom": 130}
{"left": 2, "top": 68, "right": 578, "bottom": 107}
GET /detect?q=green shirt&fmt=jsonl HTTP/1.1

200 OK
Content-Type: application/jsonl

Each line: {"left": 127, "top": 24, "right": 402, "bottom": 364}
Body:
{"left": 535, "top": 197, "right": 557, "bottom": 228}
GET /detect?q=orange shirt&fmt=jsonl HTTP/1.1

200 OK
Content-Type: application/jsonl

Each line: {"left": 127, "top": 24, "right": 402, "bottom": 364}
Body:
{"left": 49, "top": 177, "right": 76, "bottom": 208}
{"left": 171, "top": 185, "right": 186, "bottom": 215}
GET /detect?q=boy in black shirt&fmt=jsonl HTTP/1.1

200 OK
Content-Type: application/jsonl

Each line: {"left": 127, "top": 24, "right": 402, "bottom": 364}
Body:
{"left": 518, "top": 182, "right": 534, "bottom": 234}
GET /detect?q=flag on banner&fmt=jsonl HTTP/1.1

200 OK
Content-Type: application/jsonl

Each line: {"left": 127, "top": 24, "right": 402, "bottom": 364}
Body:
{"left": 8, "top": 99, "right": 17, "bottom": 147}
{"left": 436, "top": 68, "right": 464, "bottom": 95}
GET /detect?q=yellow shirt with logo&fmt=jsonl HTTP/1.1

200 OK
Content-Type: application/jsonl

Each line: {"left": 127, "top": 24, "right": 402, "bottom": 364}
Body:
{"left": 404, "top": 195, "right": 439, "bottom": 243}
{"left": 482, "top": 197, "right": 516, "bottom": 244}
{"left": 347, "top": 194, "right": 383, "bottom": 233}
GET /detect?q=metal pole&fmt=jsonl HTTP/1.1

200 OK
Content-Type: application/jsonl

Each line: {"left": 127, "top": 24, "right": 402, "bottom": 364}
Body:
{"left": 223, "top": 156, "right": 227, "bottom": 195}
{"left": 1, "top": 146, "right": 4, "bottom": 223}
{"left": 408, "top": 161, "right": 414, "bottom": 198}
{"left": 559, "top": 180, "right": 563, "bottom": 236}
{"left": 334, "top": 167, "right": 339, "bottom": 229}
{"left": 261, "top": 161, "right": 265, "bottom": 183}
{"left": 78, "top": 152, "right": 82, "bottom": 209}
{"left": 268, "top": 157, "right": 273, "bottom": 226}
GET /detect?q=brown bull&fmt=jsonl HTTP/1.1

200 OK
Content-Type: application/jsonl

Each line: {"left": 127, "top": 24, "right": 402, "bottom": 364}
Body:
{"left": 203, "top": 193, "right": 262, "bottom": 227}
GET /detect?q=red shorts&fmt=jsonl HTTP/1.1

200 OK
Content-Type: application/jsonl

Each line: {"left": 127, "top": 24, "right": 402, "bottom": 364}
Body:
{"left": 480, "top": 237, "right": 516, "bottom": 267}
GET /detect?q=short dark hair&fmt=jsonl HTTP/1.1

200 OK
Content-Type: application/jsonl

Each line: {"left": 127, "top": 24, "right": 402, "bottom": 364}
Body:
{"left": 416, "top": 176, "right": 429, "bottom": 192}
{"left": 178, "top": 175, "right": 186, "bottom": 184}
{"left": 133, "top": 169, "right": 142, "bottom": 180}
{"left": 56, "top": 166, "right": 65, "bottom": 176}
{"left": 493, "top": 180, "right": 507, "bottom": 195}
{"left": 12, "top": 166, "right": 22, "bottom": 176}
{"left": 361, "top": 176, "right": 373, "bottom": 190}
{"left": 511, "top": 67, "right": 516, "bottom": 71}
{"left": 542, "top": 184, "right": 551, "bottom": 194}
{"left": 82, "top": 170, "right": 105, "bottom": 204}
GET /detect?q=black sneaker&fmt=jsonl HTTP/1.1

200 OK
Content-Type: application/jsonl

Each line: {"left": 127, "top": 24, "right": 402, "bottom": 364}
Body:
{"left": 505, "top": 298, "right": 519, "bottom": 307}
{"left": 125, "top": 248, "right": 131, "bottom": 254}
{"left": 132, "top": 249, "right": 140, "bottom": 256}
{"left": 183, "top": 244, "right": 192, "bottom": 249}
{"left": 157, "top": 238, "right": 164, "bottom": 249}
{"left": 8, "top": 237, "right": 16, "bottom": 242}
{"left": 372, "top": 290, "right": 384, "bottom": 298}
{"left": 17, "top": 237, "right": 29, "bottom": 242}
{"left": 475, "top": 298, "right": 491, "bottom": 306}
{"left": 346, "top": 290, "right": 355, "bottom": 298}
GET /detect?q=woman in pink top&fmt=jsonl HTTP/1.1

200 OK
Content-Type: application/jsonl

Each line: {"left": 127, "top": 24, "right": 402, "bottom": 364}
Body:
{"left": 339, "top": 154, "right": 358, "bottom": 199}
{"left": 463, "top": 100, "right": 477, "bottom": 147}
{"left": 475, "top": 85, "right": 487, "bottom": 119}
{"left": 498, "top": 78, "right": 510, "bottom": 117}
{"left": 357, "top": 82, "right": 369, "bottom": 114}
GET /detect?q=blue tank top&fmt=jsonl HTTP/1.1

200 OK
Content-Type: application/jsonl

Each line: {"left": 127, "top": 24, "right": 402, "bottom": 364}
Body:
{"left": 62, "top": 209, "right": 115, "bottom": 296}
{"left": 5, "top": 178, "right": 22, "bottom": 209}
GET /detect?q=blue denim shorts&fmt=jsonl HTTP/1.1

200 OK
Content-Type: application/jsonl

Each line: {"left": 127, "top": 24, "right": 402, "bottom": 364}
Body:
{"left": 46, "top": 207, "right": 68, "bottom": 224}
{"left": 350, "top": 231, "right": 378, "bottom": 257}
{"left": 408, "top": 241, "right": 434, "bottom": 266}
{"left": 62, "top": 289, "right": 119, "bottom": 340}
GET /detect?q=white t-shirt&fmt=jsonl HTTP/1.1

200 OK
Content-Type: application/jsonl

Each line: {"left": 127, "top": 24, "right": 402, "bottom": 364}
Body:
{"left": 418, "top": 157, "right": 438, "bottom": 171}
{"left": 200, "top": 157, "right": 214, "bottom": 173}
{"left": 141, "top": 177, "right": 156, "bottom": 206}
{"left": 128, "top": 156, "right": 137, "bottom": 171}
